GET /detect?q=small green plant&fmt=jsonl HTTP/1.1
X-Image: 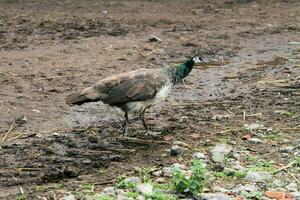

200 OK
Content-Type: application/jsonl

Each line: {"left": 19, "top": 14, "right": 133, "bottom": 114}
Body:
{"left": 294, "top": 157, "right": 300, "bottom": 166}
{"left": 116, "top": 176, "right": 138, "bottom": 189}
{"left": 17, "top": 193, "right": 25, "bottom": 200}
{"left": 98, "top": 194, "right": 116, "bottom": 200}
{"left": 152, "top": 182, "right": 173, "bottom": 190}
{"left": 138, "top": 166, "right": 152, "bottom": 183}
{"left": 81, "top": 183, "right": 95, "bottom": 191}
{"left": 241, "top": 191, "right": 263, "bottom": 200}
{"left": 147, "top": 190, "right": 177, "bottom": 200}
{"left": 172, "top": 160, "right": 205, "bottom": 195}
{"left": 125, "top": 191, "right": 139, "bottom": 199}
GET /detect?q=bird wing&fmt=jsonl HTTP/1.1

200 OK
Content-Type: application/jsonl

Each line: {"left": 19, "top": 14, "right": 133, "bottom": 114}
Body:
{"left": 81, "top": 68, "right": 168, "bottom": 105}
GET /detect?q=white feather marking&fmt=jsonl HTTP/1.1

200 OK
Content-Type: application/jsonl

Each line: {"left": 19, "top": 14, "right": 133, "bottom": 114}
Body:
{"left": 126, "top": 83, "right": 172, "bottom": 114}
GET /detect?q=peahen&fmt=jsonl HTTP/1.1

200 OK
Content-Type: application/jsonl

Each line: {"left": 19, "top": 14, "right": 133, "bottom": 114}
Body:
{"left": 66, "top": 55, "right": 205, "bottom": 134}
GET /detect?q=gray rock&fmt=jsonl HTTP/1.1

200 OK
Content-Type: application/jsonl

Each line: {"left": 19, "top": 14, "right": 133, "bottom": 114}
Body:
{"left": 135, "top": 183, "right": 153, "bottom": 195}
{"left": 195, "top": 193, "right": 233, "bottom": 200}
{"left": 231, "top": 184, "right": 258, "bottom": 194}
{"left": 172, "top": 163, "right": 186, "bottom": 169}
{"left": 213, "top": 186, "right": 228, "bottom": 193}
{"left": 248, "top": 138, "right": 264, "bottom": 144}
{"left": 101, "top": 186, "right": 116, "bottom": 195}
{"left": 210, "top": 144, "right": 233, "bottom": 163}
{"left": 193, "top": 152, "right": 206, "bottom": 160}
{"left": 61, "top": 193, "right": 76, "bottom": 200}
{"left": 291, "top": 192, "right": 300, "bottom": 199}
{"left": 279, "top": 146, "right": 294, "bottom": 153}
{"left": 136, "top": 195, "right": 145, "bottom": 200}
{"left": 286, "top": 182, "right": 299, "bottom": 192}
{"left": 228, "top": 161, "right": 244, "bottom": 170}
{"left": 244, "top": 171, "right": 272, "bottom": 182}
{"left": 244, "top": 123, "right": 264, "bottom": 130}
{"left": 117, "top": 195, "right": 134, "bottom": 200}
{"left": 170, "top": 145, "right": 182, "bottom": 156}
{"left": 124, "top": 177, "right": 142, "bottom": 184}
{"left": 162, "top": 167, "right": 172, "bottom": 177}
{"left": 116, "top": 189, "right": 125, "bottom": 195}
{"left": 272, "top": 179, "right": 284, "bottom": 188}
{"left": 152, "top": 170, "right": 162, "bottom": 177}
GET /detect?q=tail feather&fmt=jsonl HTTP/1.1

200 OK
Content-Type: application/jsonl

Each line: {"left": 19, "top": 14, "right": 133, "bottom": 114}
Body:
{"left": 66, "top": 92, "right": 91, "bottom": 105}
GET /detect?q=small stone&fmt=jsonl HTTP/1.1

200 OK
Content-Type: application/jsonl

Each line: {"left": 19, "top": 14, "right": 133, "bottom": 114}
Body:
{"left": 272, "top": 179, "right": 284, "bottom": 188}
{"left": 101, "top": 186, "right": 116, "bottom": 195}
{"left": 210, "top": 143, "right": 233, "bottom": 163}
{"left": 291, "top": 192, "right": 300, "bottom": 198}
{"left": 124, "top": 177, "right": 142, "bottom": 184}
{"left": 193, "top": 152, "right": 206, "bottom": 160}
{"left": 135, "top": 183, "right": 153, "bottom": 195}
{"left": 155, "top": 177, "right": 166, "bottom": 183}
{"left": 242, "top": 134, "right": 251, "bottom": 140}
{"left": 171, "top": 163, "right": 186, "bottom": 169}
{"left": 136, "top": 195, "right": 145, "bottom": 200}
{"left": 61, "top": 193, "right": 76, "bottom": 200}
{"left": 245, "top": 171, "right": 272, "bottom": 182}
{"left": 279, "top": 146, "right": 294, "bottom": 153}
{"left": 244, "top": 123, "right": 264, "bottom": 130}
{"left": 248, "top": 138, "right": 264, "bottom": 144}
{"left": 15, "top": 115, "right": 27, "bottom": 125}
{"left": 265, "top": 191, "right": 285, "bottom": 199}
{"left": 285, "top": 182, "right": 298, "bottom": 192}
{"left": 195, "top": 193, "right": 232, "bottom": 200}
{"left": 152, "top": 170, "right": 162, "bottom": 177}
{"left": 170, "top": 145, "right": 182, "bottom": 156}
{"left": 161, "top": 167, "right": 172, "bottom": 177}
{"left": 212, "top": 114, "right": 231, "bottom": 120}
{"left": 149, "top": 35, "right": 162, "bottom": 42}
{"left": 213, "top": 186, "right": 228, "bottom": 193}
{"left": 117, "top": 195, "right": 134, "bottom": 200}
{"left": 116, "top": 189, "right": 125, "bottom": 195}
{"left": 232, "top": 184, "right": 258, "bottom": 194}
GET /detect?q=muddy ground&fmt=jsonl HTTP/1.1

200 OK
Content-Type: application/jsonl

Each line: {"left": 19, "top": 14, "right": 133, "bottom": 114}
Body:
{"left": 0, "top": 0, "right": 299, "bottom": 199}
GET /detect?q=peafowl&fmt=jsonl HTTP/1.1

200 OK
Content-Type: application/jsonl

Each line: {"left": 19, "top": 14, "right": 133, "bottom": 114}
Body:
{"left": 66, "top": 55, "right": 205, "bottom": 134}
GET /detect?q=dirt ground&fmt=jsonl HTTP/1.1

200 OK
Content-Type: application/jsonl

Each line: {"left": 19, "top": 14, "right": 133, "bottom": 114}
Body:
{"left": 0, "top": 0, "right": 299, "bottom": 199}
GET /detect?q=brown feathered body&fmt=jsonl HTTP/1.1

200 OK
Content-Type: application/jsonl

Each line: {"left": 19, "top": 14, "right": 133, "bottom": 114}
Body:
{"left": 66, "top": 68, "right": 173, "bottom": 114}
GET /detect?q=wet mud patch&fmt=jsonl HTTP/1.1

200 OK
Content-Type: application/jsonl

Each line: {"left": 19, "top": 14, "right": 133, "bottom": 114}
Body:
{"left": 0, "top": 129, "right": 169, "bottom": 187}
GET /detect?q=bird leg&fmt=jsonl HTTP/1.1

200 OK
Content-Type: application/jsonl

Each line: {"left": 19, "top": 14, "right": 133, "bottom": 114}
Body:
{"left": 121, "top": 112, "right": 129, "bottom": 135}
{"left": 140, "top": 109, "right": 149, "bottom": 131}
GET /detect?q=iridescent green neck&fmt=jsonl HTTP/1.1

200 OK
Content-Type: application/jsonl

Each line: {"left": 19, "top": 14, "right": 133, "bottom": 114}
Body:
{"left": 173, "top": 59, "right": 194, "bottom": 84}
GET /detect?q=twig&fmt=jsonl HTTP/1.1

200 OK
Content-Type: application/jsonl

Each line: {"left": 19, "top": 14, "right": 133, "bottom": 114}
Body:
{"left": 1, "top": 123, "right": 15, "bottom": 143}
{"left": 243, "top": 111, "right": 246, "bottom": 123}
{"left": 272, "top": 160, "right": 296, "bottom": 174}
{"left": 284, "top": 169, "right": 299, "bottom": 183}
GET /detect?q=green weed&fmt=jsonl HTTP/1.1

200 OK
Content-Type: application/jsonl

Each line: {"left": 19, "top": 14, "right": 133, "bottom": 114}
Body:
{"left": 172, "top": 160, "right": 205, "bottom": 195}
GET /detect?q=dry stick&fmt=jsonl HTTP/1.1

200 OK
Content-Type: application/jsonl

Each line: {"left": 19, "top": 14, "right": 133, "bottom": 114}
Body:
{"left": 243, "top": 111, "right": 246, "bottom": 123}
{"left": 272, "top": 160, "right": 296, "bottom": 174}
{"left": 36, "top": 74, "right": 81, "bottom": 80}
{"left": 1, "top": 123, "right": 14, "bottom": 143}
{"left": 284, "top": 169, "right": 300, "bottom": 183}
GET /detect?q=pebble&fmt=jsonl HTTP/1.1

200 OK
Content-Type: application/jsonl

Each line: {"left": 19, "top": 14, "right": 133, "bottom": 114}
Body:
{"left": 101, "top": 186, "right": 116, "bottom": 195}
{"left": 232, "top": 184, "right": 258, "bottom": 194}
{"left": 244, "top": 171, "right": 272, "bottom": 182}
{"left": 155, "top": 177, "right": 166, "bottom": 183}
{"left": 152, "top": 170, "right": 162, "bottom": 177}
{"left": 192, "top": 152, "right": 206, "bottom": 160}
{"left": 124, "top": 177, "right": 142, "bottom": 184}
{"left": 195, "top": 193, "right": 233, "bottom": 200}
{"left": 61, "top": 193, "right": 76, "bottom": 200}
{"left": 272, "top": 179, "right": 284, "bottom": 188}
{"left": 213, "top": 186, "right": 229, "bottom": 193}
{"left": 285, "top": 182, "right": 298, "bottom": 192}
{"left": 135, "top": 183, "right": 153, "bottom": 195}
{"left": 210, "top": 143, "right": 233, "bottom": 163}
{"left": 161, "top": 167, "right": 172, "bottom": 177}
{"left": 117, "top": 195, "right": 134, "bottom": 200}
{"left": 248, "top": 138, "right": 264, "bottom": 144}
{"left": 244, "top": 123, "right": 264, "bottom": 130}
{"left": 136, "top": 195, "right": 145, "bottom": 200}
{"left": 170, "top": 145, "right": 182, "bottom": 156}
{"left": 279, "top": 146, "right": 294, "bottom": 153}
